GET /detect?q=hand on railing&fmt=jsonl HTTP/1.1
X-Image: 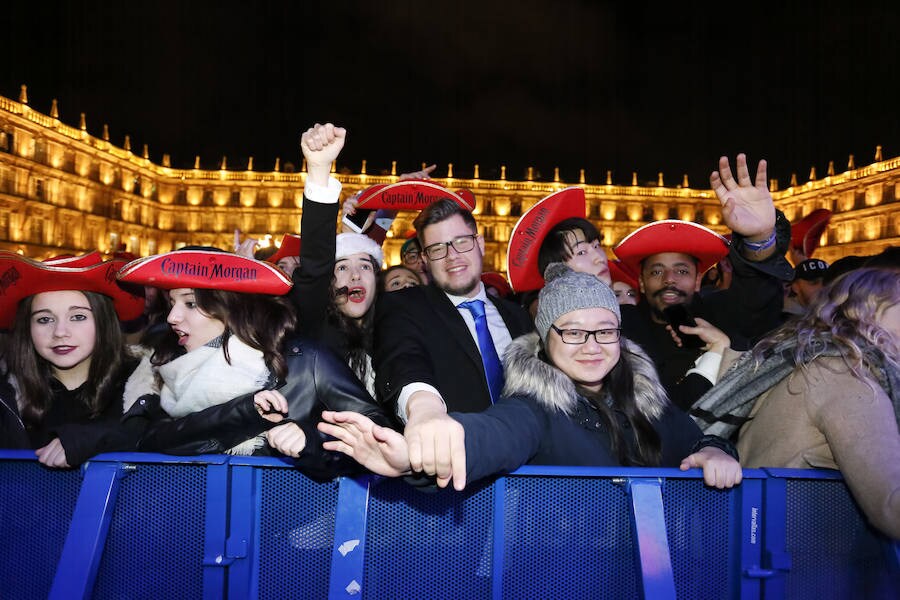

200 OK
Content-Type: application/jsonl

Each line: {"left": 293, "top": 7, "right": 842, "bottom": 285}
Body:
{"left": 266, "top": 423, "right": 306, "bottom": 458}
{"left": 35, "top": 438, "right": 71, "bottom": 469}
{"left": 679, "top": 446, "right": 743, "bottom": 489}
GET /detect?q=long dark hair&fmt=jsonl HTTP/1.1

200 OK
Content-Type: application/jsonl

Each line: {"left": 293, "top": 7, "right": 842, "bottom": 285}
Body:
{"left": 10, "top": 291, "right": 131, "bottom": 426}
{"left": 151, "top": 289, "right": 297, "bottom": 381}
{"left": 567, "top": 347, "right": 662, "bottom": 467}
{"left": 328, "top": 255, "right": 380, "bottom": 384}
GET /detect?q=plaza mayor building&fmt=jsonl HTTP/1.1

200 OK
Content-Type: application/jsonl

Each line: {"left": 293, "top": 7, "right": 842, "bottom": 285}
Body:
{"left": 1, "top": 86, "right": 897, "bottom": 269}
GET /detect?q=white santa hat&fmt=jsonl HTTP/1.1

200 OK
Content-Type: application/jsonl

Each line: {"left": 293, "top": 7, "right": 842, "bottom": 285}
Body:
{"left": 335, "top": 233, "right": 384, "bottom": 266}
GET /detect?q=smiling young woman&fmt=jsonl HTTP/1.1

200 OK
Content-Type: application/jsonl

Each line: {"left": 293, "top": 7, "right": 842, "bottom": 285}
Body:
{"left": 0, "top": 253, "right": 144, "bottom": 468}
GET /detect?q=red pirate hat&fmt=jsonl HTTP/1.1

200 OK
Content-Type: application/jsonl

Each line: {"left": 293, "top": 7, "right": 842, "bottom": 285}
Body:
{"left": 117, "top": 249, "right": 292, "bottom": 295}
{"left": 608, "top": 259, "right": 640, "bottom": 291}
{"left": 454, "top": 189, "right": 477, "bottom": 212}
{"left": 356, "top": 181, "right": 475, "bottom": 212}
{"left": 506, "top": 187, "right": 586, "bottom": 292}
{"left": 481, "top": 272, "right": 512, "bottom": 298}
{"left": 791, "top": 209, "right": 832, "bottom": 258}
{"left": 0, "top": 253, "right": 144, "bottom": 329}
{"left": 614, "top": 220, "right": 729, "bottom": 276}
{"left": 265, "top": 234, "right": 302, "bottom": 265}
{"left": 43, "top": 251, "right": 104, "bottom": 268}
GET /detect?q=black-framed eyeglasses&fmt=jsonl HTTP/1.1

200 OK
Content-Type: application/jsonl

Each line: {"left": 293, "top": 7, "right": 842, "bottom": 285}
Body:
{"left": 550, "top": 324, "right": 621, "bottom": 344}
{"left": 423, "top": 234, "right": 478, "bottom": 261}
{"left": 401, "top": 250, "right": 422, "bottom": 264}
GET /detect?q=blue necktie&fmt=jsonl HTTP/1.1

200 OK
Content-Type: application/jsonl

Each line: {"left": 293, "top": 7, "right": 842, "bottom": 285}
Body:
{"left": 459, "top": 299, "right": 505, "bottom": 403}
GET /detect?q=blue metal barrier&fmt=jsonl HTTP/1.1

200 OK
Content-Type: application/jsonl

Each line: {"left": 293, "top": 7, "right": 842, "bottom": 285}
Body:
{"left": 762, "top": 468, "right": 900, "bottom": 600}
{"left": 1, "top": 451, "right": 896, "bottom": 600}
{"left": 0, "top": 450, "right": 83, "bottom": 599}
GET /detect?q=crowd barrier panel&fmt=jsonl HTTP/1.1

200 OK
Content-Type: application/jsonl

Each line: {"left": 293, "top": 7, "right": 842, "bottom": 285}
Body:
{"left": 0, "top": 451, "right": 897, "bottom": 599}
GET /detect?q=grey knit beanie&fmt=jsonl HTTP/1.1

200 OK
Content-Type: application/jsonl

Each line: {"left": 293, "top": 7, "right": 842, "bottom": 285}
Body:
{"left": 535, "top": 263, "right": 621, "bottom": 343}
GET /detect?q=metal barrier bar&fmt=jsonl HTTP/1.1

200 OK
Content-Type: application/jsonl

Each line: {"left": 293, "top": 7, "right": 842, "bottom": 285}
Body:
{"left": 628, "top": 478, "right": 677, "bottom": 600}
{"left": 490, "top": 476, "right": 508, "bottom": 600}
{"left": 48, "top": 460, "right": 127, "bottom": 600}
{"left": 735, "top": 474, "right": 767, "bottom": 599}
{"left": 222, "top": 464, "right": 261, "bottom": 599}
{"left": 201, "top": 462, "right": 232, "bottom": 600}
{"left": 328, "top": 475, "right": 371, "bottom": 599}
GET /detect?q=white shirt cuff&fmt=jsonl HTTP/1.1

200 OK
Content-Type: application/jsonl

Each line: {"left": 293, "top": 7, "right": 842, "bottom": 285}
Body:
{"left": 396, "top": 383, "right": 444, "bottom": 424}
{"left": 303, "top": 177, "right": 342, "bottom": 204}
{"left": 685, "top": 351, "right": 724, "bottom": 385}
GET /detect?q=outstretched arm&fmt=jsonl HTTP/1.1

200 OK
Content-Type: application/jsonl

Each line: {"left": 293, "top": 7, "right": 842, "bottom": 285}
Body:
{"left": 710, "top": 154, "right": 777, "bottom": 261}
{"left": 319, "top": 410, "right": 414, "bottom": 478}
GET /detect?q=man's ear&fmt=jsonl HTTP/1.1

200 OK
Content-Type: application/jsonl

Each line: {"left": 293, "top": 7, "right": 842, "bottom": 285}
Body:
{"left": 694, "top": 273, "right": 703, "bottom": 292}
{"left": 477, "top": 234, "right": 486, "bottom": 255}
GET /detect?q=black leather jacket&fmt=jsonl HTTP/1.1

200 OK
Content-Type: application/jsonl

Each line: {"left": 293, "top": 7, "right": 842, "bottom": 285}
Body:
{"left": 122, "top": 336, "right": 394, "bottom": 480}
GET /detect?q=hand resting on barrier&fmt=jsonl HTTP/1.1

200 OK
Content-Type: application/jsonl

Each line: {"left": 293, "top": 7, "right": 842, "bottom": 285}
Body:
{"left": 679, "top": 446, "right": 743, "bottom": 489}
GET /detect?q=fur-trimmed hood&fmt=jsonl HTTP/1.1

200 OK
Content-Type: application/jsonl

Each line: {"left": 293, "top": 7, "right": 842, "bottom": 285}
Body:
{"left": 501, "top": 332, "right": 669, "bottom": 421}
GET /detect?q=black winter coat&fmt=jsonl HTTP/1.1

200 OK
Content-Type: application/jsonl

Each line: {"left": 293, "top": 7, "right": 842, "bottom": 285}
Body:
{"left": 122, "top": 337, "right": 394, "bottom": 480}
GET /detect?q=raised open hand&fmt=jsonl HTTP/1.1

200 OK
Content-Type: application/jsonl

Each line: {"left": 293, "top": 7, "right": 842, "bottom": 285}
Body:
{"left": 710, "top": 154, "right": 775, "bottom": 241}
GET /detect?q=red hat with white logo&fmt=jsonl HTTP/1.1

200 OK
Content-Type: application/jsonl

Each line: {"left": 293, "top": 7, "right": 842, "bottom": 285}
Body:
{"left": 506, "top": 187, "right": 586, "bottom": 292}
{"left": 0, "top": 251, "right": 144, "bottom": 329}
{"left": 117, "top": 249, "right": 292, "bottom": 295}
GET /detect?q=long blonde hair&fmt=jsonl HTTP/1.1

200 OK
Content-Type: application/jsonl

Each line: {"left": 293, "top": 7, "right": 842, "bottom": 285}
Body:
{"left": 754, "top": 267, "right": 900, "bottom": 379}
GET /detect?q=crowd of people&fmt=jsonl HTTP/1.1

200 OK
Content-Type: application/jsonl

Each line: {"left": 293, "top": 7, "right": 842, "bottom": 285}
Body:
{"left": 1, "top": 122, "right": 897, "bottom": 539}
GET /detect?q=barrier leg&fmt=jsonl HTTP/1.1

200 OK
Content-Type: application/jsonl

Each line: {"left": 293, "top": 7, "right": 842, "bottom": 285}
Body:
{"left": 490, "top": 476, "right": 507, "bottom": 599}
{"left": 627, "top": 478, "right": 676, "bottom": 600}
{"left": 328, "top": 476, "right": 371, "bottom": 599}
{"left": 49, "top": 461, "right": 128, "bottom": 600}
{"left": 201, "top": 462, "right": 233, "bottom": 599}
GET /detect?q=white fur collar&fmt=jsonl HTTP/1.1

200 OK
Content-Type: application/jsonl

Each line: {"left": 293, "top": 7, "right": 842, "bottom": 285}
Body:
{"left": 502, "top": 332, "right": 669, "bottom": 420}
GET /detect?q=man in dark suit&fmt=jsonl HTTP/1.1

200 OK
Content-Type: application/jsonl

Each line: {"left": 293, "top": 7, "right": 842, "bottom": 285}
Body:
{"left": 374, "top": 199, "right": 533, "bottom": 488}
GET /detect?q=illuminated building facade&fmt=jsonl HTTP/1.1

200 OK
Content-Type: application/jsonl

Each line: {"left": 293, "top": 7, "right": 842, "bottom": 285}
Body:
{"left": 2, "top": 86, "right": 897, "bottom": 269}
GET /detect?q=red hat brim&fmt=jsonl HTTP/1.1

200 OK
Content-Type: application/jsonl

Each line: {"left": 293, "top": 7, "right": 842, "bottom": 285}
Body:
{"left": 481, "top": 272, "right": 512, "bottom": 298}
{"left": 506, "top": 187, "right": 586, "bottom": 292}
{"left": 43, "top": 251, "right": 104, "bottom": 268}
{"left": 608, "top": 259, "right": 640, "bottom": 291}
{"left": 356, "top": 181, "right": 475, "bottom": 212}
{"left": 118, "top": 250, "right": 292, "bottom": 295}
{"left": 0, "top": 253, "right": 144, "bottom": 329}
{"left": 265, "top": 234, "right": 302, "bottom": 266}
{"left": 614, "top": 220, "right": 729, "bottom": 276}
{"left": 790, "top": 209, "right": 832, "bottom": 257}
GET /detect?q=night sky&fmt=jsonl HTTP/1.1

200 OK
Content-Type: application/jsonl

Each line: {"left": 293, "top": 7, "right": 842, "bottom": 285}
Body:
{"left": 6, "top": 1, "right": 899, "bottom": 188}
